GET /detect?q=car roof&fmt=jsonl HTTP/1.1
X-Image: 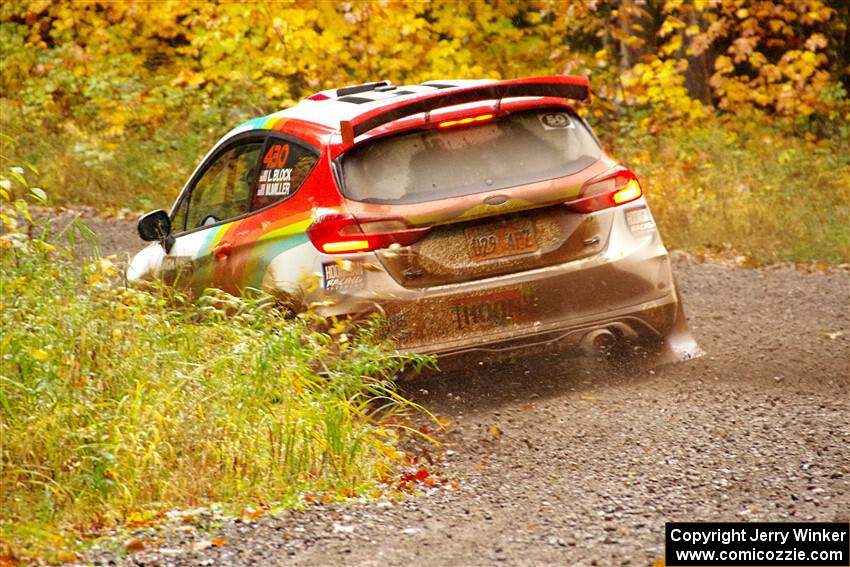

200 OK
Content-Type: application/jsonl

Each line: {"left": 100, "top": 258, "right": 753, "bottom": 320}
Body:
{"left": 181, "top": 76, "right": 591, "bottom": 202}
{"left": 290, "top": 80, "right": 497, "bottom": 127}
{"left": 219, "top": 75, "right": 589, "bottom": 152}
{"left": 269, "top": 80, "right": 494, "bottom": 129}
{"left": 224, "top": 80, "right": 494, "bottom": 143}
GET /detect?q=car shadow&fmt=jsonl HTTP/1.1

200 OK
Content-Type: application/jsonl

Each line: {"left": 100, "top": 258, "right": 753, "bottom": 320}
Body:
{"left": 399, "top": 346, "right": 660, "bottom": 417}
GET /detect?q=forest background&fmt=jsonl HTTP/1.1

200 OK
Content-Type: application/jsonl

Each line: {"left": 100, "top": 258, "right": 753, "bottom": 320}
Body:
{"left": 1, "top": 0, "right": 848, "bottom": 260}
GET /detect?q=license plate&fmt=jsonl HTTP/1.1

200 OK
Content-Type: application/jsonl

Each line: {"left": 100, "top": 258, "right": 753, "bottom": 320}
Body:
{"left": 464, "top": 219, "right": 538, "bottom": 261}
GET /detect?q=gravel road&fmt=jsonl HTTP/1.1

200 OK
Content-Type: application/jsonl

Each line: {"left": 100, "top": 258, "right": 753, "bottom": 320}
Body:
{"left": 74, "top": 216, "right": 848, "bottom": 567}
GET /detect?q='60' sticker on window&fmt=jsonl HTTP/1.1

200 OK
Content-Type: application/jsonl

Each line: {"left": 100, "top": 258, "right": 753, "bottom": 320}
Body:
{"left": 258, "top": 143, "right": 292, "bottom": 197}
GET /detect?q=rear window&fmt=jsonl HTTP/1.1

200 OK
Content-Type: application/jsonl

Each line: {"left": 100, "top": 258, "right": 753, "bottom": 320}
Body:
{"left": 340, "top": 109, "right": 601, "bottom": 204}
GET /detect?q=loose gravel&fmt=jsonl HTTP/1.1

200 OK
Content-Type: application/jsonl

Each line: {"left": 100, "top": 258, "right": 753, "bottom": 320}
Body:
{"left": 75, "top": 218, "right": 848, "bottom": 567}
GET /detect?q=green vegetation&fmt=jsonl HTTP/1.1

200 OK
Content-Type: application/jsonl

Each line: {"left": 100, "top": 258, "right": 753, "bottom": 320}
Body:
{"left": 0, "top": 97, "right": 215, "bottom": 212}
{"left": 610, "top": 115, "right": 850, "bottom": 264}
{"left": 0, "top": 180, "right": 432, "bottom": 559}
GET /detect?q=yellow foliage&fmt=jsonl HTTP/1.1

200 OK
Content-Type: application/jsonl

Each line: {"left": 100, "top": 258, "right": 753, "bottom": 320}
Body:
{"left": 622, "top": 58, "right": 706, "bottom": 120}
{"left": 0, "top": 0, "right": 845, "bottom": 151}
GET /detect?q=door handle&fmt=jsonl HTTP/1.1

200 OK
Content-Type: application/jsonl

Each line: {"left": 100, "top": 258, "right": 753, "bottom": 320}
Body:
{"left": 213, "top": 242, "right": 232, "bottom": 260}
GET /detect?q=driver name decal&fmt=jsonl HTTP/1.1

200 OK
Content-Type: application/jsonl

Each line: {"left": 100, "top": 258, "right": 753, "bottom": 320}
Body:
{"left": 257, "top": 167, "right": 292, "bottom": 196}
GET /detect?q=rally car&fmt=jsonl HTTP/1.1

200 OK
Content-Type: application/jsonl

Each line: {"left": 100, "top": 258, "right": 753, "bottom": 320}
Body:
{"left": 130, "top": 75, "right": 700, "bottom": 362}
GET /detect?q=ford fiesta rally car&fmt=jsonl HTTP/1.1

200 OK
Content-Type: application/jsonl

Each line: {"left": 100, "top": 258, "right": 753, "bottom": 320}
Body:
{"left": 130, "top": 75, "right": 700, "bottom": 362}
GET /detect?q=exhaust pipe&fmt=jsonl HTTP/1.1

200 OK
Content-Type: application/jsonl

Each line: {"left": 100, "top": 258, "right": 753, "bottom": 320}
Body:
{"left": 580, "top": 328, "right": 617, "bottom": 355}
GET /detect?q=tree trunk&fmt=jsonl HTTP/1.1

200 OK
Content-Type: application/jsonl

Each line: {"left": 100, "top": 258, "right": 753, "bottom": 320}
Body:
{"left": 683, "top": 4, "right": 713, "bottom": 104}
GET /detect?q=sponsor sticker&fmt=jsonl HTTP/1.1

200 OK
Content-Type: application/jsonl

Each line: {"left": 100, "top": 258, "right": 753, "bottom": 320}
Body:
{"left": 161, "top": 255, "right": 195, "bottom": 286}
{"left": 449, "top": 289, "right": 539, "bottom": 331}
{"left": 625, "top": 207, "right": 656, "bottom": 232}
{"left": 539, "top": 112, "right": 575, "bottom": 130}
{"left": 322, "top": 260, "right": 365, "bottom": 291}
{"left": 162, "top": 255, "right": 193, "bottom": 272}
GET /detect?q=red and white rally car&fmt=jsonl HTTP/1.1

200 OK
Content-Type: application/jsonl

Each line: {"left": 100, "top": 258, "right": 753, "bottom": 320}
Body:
{"left": 130, "top": 75, "right": 700, "bottom": 361}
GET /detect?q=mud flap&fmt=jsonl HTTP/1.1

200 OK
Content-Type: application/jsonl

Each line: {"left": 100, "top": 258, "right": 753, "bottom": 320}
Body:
{"left": 640, "top": 287, "right": 703, "bottom": 368}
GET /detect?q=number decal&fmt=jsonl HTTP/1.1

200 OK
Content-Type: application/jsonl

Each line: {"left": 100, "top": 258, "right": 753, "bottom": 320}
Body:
{"left": 262, "top": 144, "right": 290, "bottom": 169}
{"left": 262, "top": 146, "right": 276, "bottom": 168}
{"left": 277, "top": 144, "right": 290, "bottom": 167}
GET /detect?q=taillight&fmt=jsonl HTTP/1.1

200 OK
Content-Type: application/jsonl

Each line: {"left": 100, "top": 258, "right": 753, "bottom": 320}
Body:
{"left": 566, "top": 168, "right": 644, "bottom": 213}
{"left": 306, "top": 214, "right": 430, "bottom": 255}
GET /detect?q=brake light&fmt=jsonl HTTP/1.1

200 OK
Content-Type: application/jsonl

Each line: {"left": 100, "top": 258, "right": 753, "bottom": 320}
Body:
{"left": 438, "top": 113, "right": 494, "bottom": 129}
{"left": 321, "top": 239, "right": 370, "bottom": 253}
{"left": 306, "top": 214, "right": 430, "bottom": 254}
{"left": 612, "top": 179, "right": 642, "bottom": 204}
{"left": 566, "top": 168, "right": 644, "bottom": 213}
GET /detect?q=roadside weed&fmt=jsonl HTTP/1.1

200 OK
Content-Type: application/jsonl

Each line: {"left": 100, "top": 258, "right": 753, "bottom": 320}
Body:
{"left": 0, "top": 184, "right": 434, "bottom": 558}
{"left": 609, "top": 114, "right": 850, "bottom": 264}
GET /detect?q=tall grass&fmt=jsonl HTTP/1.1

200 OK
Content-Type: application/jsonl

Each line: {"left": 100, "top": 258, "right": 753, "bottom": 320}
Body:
{"left": 0, "top": 98, "right": 231, "bottom": 212}
{"left": 609, "top": 114, "right": 850, "bottom": 264}
{"left": 0, "top": 199, "right": 431, "bottom": 543}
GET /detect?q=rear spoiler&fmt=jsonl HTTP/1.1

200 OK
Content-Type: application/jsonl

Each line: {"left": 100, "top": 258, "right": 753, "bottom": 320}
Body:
{"left": 339, "top": 75, "right": 590, "bottom": 145}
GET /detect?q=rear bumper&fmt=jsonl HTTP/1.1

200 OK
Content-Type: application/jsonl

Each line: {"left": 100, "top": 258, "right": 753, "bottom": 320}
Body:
{"left": 312, "top": 202, "right": 700, "bottom": 360}
{"left": 383, "top": 248, "right": 681, "bottom": 355}
{"left": 319, "top": 243, "right": 682, "bottom": 355}
{"left": 407, "top": 291, "right": 679, "bottom": 356}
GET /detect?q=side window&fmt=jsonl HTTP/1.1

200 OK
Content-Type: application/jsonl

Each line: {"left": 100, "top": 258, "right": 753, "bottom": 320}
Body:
{"left": 252, "top": 138, "right": 319, "bottom": 211}
{"left": 185, "top": 142, "right": 263, "bottom": 230}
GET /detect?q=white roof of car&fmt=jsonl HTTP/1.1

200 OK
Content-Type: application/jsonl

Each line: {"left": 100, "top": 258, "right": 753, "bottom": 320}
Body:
{"left": 274, "top": 79, "right": 495, "bottom": 128}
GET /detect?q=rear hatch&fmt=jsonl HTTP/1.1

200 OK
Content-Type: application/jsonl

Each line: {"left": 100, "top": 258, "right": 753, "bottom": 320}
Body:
{"left": 374, "top": 205, "right": 612, "bottom": 287}
{"left": 337, "top": 107, "right": 611, "bottom": 287}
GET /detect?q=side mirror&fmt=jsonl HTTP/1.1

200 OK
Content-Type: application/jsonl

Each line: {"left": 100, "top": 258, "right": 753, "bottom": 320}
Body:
{"left": 137, "top": 210, "right": 174, "bottom": 252}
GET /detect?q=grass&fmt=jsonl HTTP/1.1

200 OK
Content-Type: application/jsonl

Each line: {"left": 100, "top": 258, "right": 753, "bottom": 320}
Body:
{"left": 0, "top": 98, "right": 237, "bottom": 212}
{"left": 0, "top": 192, "right": 433, "bottom": 560}
{"left": 608, "top": 114, "right": 850, "bottom": 265}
